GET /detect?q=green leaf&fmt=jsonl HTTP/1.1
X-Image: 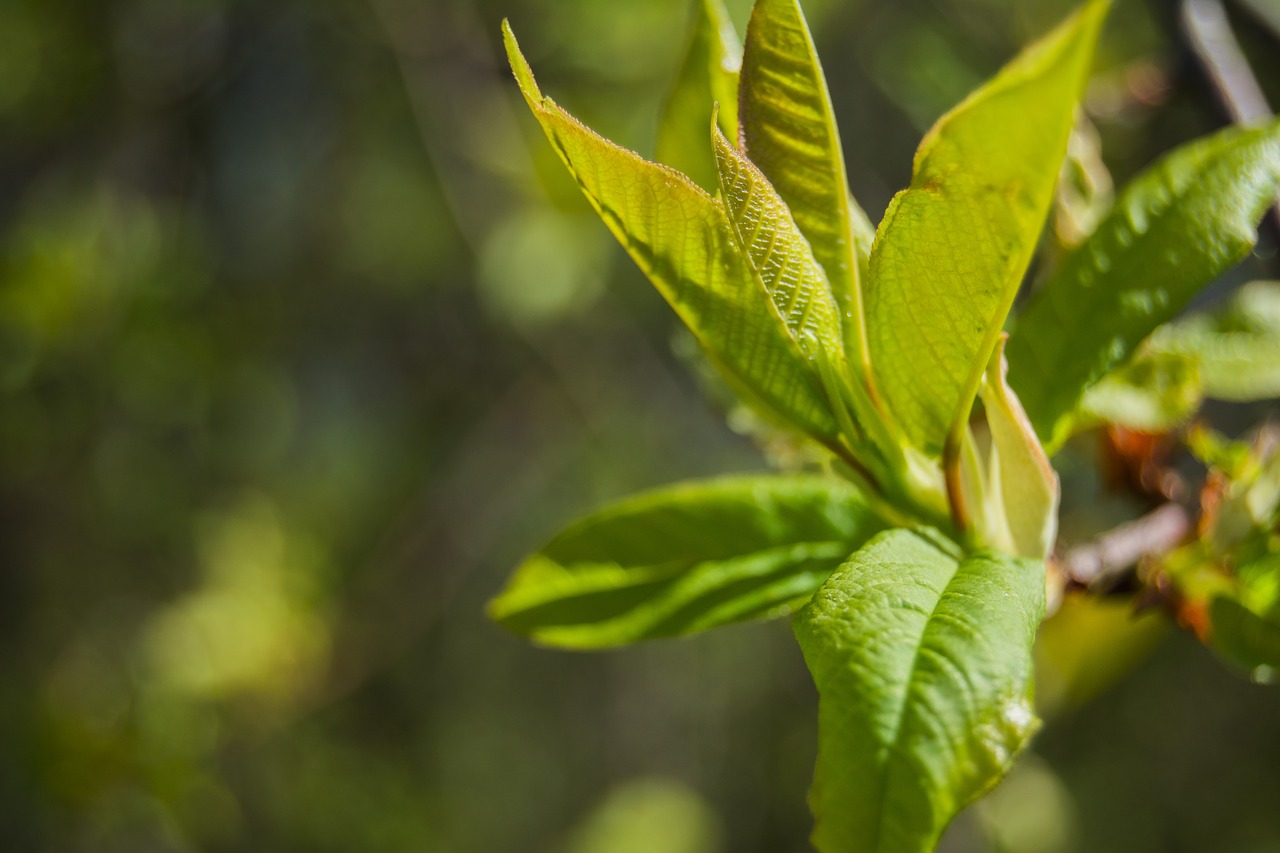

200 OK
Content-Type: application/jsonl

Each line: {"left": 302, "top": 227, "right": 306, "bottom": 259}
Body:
{"left": 866, "top": 0, "right": 1106, "bottom": 458}
{"left": 1149, "top": 280, "right": 1280, "bottom": 402}
{"left": 1008, "top": 120, "right": 1280, "bottom": 450}
{"left": 739, "top": 0, "right": 877, "bottom": 372}
{"left": 489, "top": 474, "right": 891, "bottom": 649}
{"left": 978, "top": 341, "right": 1060, "bottom": 559}
{"left": 794, "top": 529, "right": 1046, "bottom": 853}
{"left": 1209, "top": 596, "right": 1280, "bottom": 675}
{"left": 657, "top": 0, "right": 742, "bottom": 192}
{"left": 504, "top": 22, "right": 841, "bottom": 442}
{"left": 1078, "top": 350, "right": 1203, "bottom": 432}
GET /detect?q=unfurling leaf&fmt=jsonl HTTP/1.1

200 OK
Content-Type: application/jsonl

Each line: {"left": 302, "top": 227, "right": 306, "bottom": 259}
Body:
{"left": 794, "top": 529, "right": 1046, "bottom": 853}
{"left": 490, "top": 474, "right": 891, "bottom": 648}
{"left": 504, "top": 22, "right": 842, "bottom": 443}
{"left": 657, "top": 0, "right": 742, "bottom": 192}
{"left": 1008, "top": 121, "right": 1280, "bottom": 450}
{"left": 866, "top": 0, "right": 1107, "bottom": 457}
{"left": 739, "top": 0, "right": 877, "bottom": 372}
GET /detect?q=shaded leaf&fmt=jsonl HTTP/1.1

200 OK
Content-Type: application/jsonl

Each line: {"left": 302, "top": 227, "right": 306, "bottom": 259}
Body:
{"left": 1008, "top": 120, "right": 1280, "bottom": 450}
{"left": 1149, "top": 280, "right": 1280, "bottom": 402}
{"left": 490, "top": 474, "right": 891, "bottom": 648}
{"left": 657, "top": 0, "right": 742, "bottom": 192}
{"left": 1079, "top": 350, "right": 1203, "bottom": 432}
{"left": 739, "top": 0, "right": 876, "bottom": 371}
{"left": 795, "top": 529, "right": 1046, "bottom": 853}
{"left": 504, "top": 22, "right": 841, "bottom": 441}
{"left": 867, "top": 1, "right": 1106, "bottom": 456}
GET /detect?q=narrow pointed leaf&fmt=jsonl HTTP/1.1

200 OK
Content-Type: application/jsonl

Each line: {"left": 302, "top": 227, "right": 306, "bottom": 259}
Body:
{"left": 1008, "top": 119, "right": 1280, "bottom": 449}
{"left": 712, "top": 124, "right": 844, "bottom": 361}
{"left": 504, "top": 23, "right": 840, "bottom": 441}
{"left": 739, "top": 0, "right": 875, "bottom": 370}
{"left": 657, "top": 0, "right": 742, "bottom": 192}
{"left": 866, "top": 1, "right": 1107, "bottom": 456}
{"left": 795, "top": 529, "right": 1046, "bottom": 853}
{"left": 489, "top": 474, "right": 891, "bottom": 648}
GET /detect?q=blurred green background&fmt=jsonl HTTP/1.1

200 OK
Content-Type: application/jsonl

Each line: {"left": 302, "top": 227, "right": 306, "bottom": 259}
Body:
{"left": 2, "top": 0, "right": 1279, "bottom": 850}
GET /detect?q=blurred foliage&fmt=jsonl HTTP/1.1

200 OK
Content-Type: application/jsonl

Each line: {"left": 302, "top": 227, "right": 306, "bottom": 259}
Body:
{"left": 0, "top": 0, "right": 1278, "bottom": 851}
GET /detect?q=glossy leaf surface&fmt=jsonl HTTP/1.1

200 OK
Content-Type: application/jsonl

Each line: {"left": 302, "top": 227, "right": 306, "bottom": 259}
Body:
{"left": 794, "top": 529, "right": 1045, "bottom": 853}
{"left": 1009, "top": 120, "right": 1280, "bottom": 449}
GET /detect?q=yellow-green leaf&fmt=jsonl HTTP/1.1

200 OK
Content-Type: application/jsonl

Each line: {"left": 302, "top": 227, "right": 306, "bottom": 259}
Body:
{"left": 866, "top": 1, "right": 1107, "bottom": 457}
{"left": 739, "top": 0, "right": 876, "bottom": 372}
{"left": 504, "top": 21, "right": 840, "bottom": 441}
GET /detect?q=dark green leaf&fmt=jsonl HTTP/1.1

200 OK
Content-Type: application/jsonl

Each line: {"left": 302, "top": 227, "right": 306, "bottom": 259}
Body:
{"left": 1008, "top": 121, "right": 1280, "bottom": 450}
{"left": 490, "top": 474, "right": 891, "bottom": 649}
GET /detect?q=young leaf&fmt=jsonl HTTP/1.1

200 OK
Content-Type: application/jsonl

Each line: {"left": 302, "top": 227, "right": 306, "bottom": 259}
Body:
{"left": 1007, "top": 120, "right": 1280, "bottom": 449}
{"left": 794, "top": 529, "right": 1046, "bottom": 853}
{"left": 1148, "top": 280, "right": 1280, "bottom": 402}
{"left": 504, "top": 22, "right": 841, "bottom": 442}
{"left": 978, "top": 340, "right": 1060, "bottom": 559}
{"left": 866, "top": 1, "right": 1107, "bottom": 457}
{"left": 739, "top": 0, "right": 877, "bottom": 372}
{"left": 489, "top": 474, "right": 891, "bottom": 649}
{"left": 657, "top": 0, "right": 742, "bottom": 192}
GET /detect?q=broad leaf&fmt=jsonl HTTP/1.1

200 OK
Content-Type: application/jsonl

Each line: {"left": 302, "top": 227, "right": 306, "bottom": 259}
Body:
{"left": 1008, "top": 120, "right": 1280, "bottom": 450}
{"left": 489, "top": 474, "right": 891, "bottom": 648}
{"left": 794, "top": 529, "right": 1046, "bottom": 853}
{"left": 1078, "top": 350, "right": 1203, "bottom": 432}
{"left": 504, "top": 22, "right": 841, "bottom": 442}
{"left": 1149, "top": 280, "right": 1280, "bottom": 402}
{"left": 739, "top": 0, "right": 877, "bottom": 372}
{"left": 657, "top": 0, "right": 742, "bottom": 192}
{"left": 866, "top": 0, "right": 1106, "bottom": 458}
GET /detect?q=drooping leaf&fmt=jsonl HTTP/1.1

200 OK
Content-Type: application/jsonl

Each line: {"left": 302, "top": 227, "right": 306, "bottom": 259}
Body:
{"left": 1078, "top": 350, "right": 1203, "bottom": 432}
{"left": 978, "top": 340, "right": 1060, "bottom": 559}
{"left": 504, "top": 22, "right": 841, "bottom": 442}
{"left": 739, "top": 0, "right": 877, "bottom": 372}
{"left": 1148, "top": 280, "right": 1280, "bottom": 402}
{"left": 866, "top": 1, "right": 1107, "bottom": 457}
{"left": 657, "top": 0, "right": 742, "bottom": 192}
{"left": 1008, "top": 120, "right": 1280, "bottom": 450}
{"left": 794, "top": 529, "right": 1046, "bottom": 853}
{"left": 489, "top": 474, "right": 892, "bottom": 648}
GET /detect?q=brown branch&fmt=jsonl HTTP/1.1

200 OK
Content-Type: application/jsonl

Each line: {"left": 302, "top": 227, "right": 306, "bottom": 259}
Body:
{"left": 1058, "top": 502, "right": 1193, "bottom": 591}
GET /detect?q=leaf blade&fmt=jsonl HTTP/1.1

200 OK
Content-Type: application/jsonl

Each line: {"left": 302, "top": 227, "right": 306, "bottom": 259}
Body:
{"left": 739, "top": 0, "right": 875, "bottom": 371}
{"left": 866, "top": 1, "right": 1107, "bottom": 456}
{"left": 504, "top": 22, "right": 841, "bottom": 441}
{"left": 1008, "top": 120, "right": 1280, "bottom": 448}
{"left": 489, "top": 474, "right": 892, "bottom": 648}
{"left": 794, "top": 529, "right": 1046, "bottom": 853}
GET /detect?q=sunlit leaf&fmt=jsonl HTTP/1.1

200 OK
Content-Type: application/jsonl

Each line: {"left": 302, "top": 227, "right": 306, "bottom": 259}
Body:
{"left": 1008, "top": 120, "right": 1280, "bottom": 450}
{"left": 739, "top": 0, "right": 877, "bottom": 372}
{"left": 794, "top": 529, "right": 1045, "bottom": 853}
{"left": 504, "top": 22, "right": 841, "bottom": 442}
{"left": 490, "top": 474, "right": 891, "bottom": 648}
{"left": 866, "top": 1, "right": 1107, "bottom": 457}
{"left": 657, "top": 0, "right": 742, "bottom": 192}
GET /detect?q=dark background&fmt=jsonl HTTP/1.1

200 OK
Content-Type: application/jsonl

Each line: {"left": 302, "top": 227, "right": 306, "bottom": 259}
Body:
{"left": 1, "top": 0, "right": 1278, "bottom": 850}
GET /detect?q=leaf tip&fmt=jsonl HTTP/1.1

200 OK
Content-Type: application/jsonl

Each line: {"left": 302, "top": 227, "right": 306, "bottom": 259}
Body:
{"left": 501, "top": 19, "right": 542, "bottom": 102}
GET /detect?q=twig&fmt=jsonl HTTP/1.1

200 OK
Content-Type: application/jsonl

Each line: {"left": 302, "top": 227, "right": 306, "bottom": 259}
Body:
{"left": 1058, "top": 502, "right": 1193, "bottom": 591}
{"left": 1180, "top": 0, "right": 1280, "bottom": 234}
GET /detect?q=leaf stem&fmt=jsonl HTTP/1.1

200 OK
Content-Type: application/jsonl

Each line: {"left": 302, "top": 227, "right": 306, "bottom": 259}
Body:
{"left": 943, "top": 426, "right": 972, "bottom": 535}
